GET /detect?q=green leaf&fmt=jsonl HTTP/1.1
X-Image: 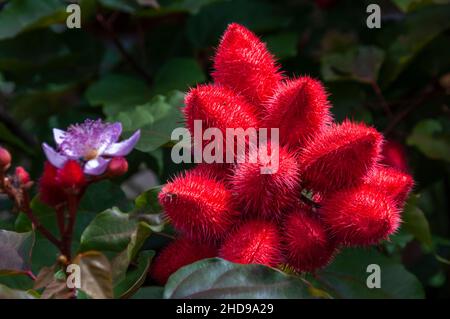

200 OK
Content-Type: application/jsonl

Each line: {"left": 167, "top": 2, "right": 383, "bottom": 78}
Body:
{"left": 131, "top": 286, "right": 164, "bottom": 299}
{"left": 80, "top": 208, "right": 137, "bottom": 253}
{"left": 113, "top": 250, "right": 154, "bottom": 299}
{"left": 321, "top": 46, "right": 385, "bottom": 84}
{"left": 265, "top": 33, "right": 298, "bottom": 59}
{"left": 111, "top": 91, "right": 184, "bottom": 153}
{"left": 151, "top": 58, "right": 206, "bottom": 95}
{"left": 407, "top": 119, "right": 450, "bottom": 162}
{"left": 0, "top": 283, "right": 36, "bottom": 299}
{"left": 402, "top": 195, "right": 433, "bottom": 248}
{"left": 78, "top": 180, "right": 131, "bottom": 213}
{"left": 0, "top": 0, "right": 66, "bottom": 40}
{"left": 0, "top": 230, "right": 34, "bottom": 275}
{"left": 163, "top": 258, "right": 312, "bottom": 299}
{"left": 315, "top": 248, "right": 424, "bottom": 299}
{"left": 132, "top": 186, "right": 165, "bottom": 231}
{"left": 85, "top": 74, "right": 152, "bottom": 117}
{"left": 392, "top": 0, "right": 448, "bottom": 12}
{"left": 74, "top": 251, "right": 113, "bottom": 299}
{"left": 381, "top": 4, "right": 450, "bottom": 86}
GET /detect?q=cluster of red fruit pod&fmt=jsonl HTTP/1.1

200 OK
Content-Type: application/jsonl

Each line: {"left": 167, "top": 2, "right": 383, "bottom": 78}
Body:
{"left": 150, "top": 23, "right": 414, "bottom": 285}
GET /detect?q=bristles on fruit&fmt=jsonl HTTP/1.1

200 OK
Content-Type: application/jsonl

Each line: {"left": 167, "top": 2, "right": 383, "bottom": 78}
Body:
{"left": 212, "top": 23, "right": 282, "bottom": 111}
{"left": 365, "top": 166, "right": 414, "bottom": 206}
{"left": 219, "top": 220, "right": 282, "bottom": 267}
{"left": 263, "top": 77, "right": 332, "bottom": 149}
{"left": 159, "top": 169, "right": 237, "bottom": 243}
{"left": 149, "top": 237, "right": 216, "bottom": 285}
{"left": 283, "top": 209, "right": 336, "bottom": 272}
{"left": 320, "top": 185, "right": 400, "bottom": 246}
{"left": 58, "top": 160, "right": 85, "bottom": 190}
{"left": 184, "top": 84, "right": 259, "bottom": 156}
{"left": 298, "top": 120, "right": 383, "bottom": 193}
{"left": 39, "top": 162, "right": 65, "bottom": 206}
{"left": 231, "top": 143, "right": 300, "bottom": 220}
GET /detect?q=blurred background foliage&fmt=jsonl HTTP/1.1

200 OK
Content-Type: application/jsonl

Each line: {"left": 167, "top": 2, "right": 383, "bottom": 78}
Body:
{"left": 0, "top": 0, "right": 449, "bottom": 298}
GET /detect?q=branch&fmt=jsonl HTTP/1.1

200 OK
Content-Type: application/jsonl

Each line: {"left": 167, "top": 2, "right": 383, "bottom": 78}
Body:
{"left": 96, "top": 14, "right": 153, "bottom": 86}
{"left": 370, "top": 80, "right": 392, "bottom": 118}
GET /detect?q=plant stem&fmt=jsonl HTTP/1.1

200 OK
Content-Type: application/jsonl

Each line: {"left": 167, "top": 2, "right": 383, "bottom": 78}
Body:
{"left": 62, "top": 195, "right": 79, "bottom": 260}
{"left": 96, "top": 14, "right": 153, "bottom": 86}
{"left": 370, "top": 80, "right": 392, "bottom": 118}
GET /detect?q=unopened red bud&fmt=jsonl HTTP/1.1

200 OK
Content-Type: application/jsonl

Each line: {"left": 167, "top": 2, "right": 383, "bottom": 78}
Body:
{"left": 0, "top": 147, "right": 12, "bottom": 170}
{"left": 15, "top": 166, "right": 30, "bottom": 185}
{"left": 107, "top": 157, "right": 128, "bottom": 177}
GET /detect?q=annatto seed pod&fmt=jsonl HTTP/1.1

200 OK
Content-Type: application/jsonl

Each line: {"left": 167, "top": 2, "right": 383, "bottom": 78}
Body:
{"left": 159, "top": 169, "right": 237, "bottom": 243}
{"left": 283, "top": 209, "right": 337, "bottom": 272}
{"left": 219, "top": 220, "right": 282, "bottom": 267}
{"left": 149, "top": 237, "right": 216, "bottom": 285}
{"left": 298, "top": 120, "right": 383, "bottom": 193}
{"left": 184, "top": 84, "right": 259, "bottom": 156}
{"left": 263, "top": 77, "right": 332, "bottom": 150}
{"left": 212, "top": 23, "right": 282, "bottom": 110}
{"left": 381, "top": 139, "right": 409, "bottom": 172}
{"left": 190, "top": 163, "right": 233, "bottom": 185}
{"left": 231, "top": 143, "right": 300, "bottom": 220}
{"left": 320, "top": 185, "right": 400, "bottom": 246}
{"left": 365, "top": 166, "right": 414, "bottom": 206}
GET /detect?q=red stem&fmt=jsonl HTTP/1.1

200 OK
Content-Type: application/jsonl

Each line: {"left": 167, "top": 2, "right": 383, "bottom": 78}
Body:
{"left": 61, "top": 195, "right": 79, "bottom": 261}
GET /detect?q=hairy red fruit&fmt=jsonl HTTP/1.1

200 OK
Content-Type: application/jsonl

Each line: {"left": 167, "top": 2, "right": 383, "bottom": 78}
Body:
{"left": 150, "top": 237, "right": 216, "bottom": 285}
{"left": 191, "top": 163, "right": 233, "bottom": 184}
{"left": 15, "top": 167, "right": 30, "bottom": 185}
{"left": 231, "top": 143, "right": 300, "bottom": 220}
{"left": 159, "top": 169, "right": 237, "bottom": 242}
{"left": 219, "top": 220, "right": 282, "bottom": 267}
{"left": 107, "top": 157, "right": 128, "bottom": 177}
{"left": 381, "top": 140, "right": 409, "bottom": 172}
{"left": 298, "top": 120, "right": 383, "bottom": 193}
{"left": 39, "top": 162, "right": 65, "bottom": 206}
{"left": 283, "top": 210, "right": 336, "bottom": 272}
{"left": 365, "top": 166, "right": 414, "bottom": 206}
{"left": 57, "top": 160, "right": 85, "bottom": 190}
{"left": 184, "top": 84, "right": 259, "bottom": 156}
{"left": 212, "top": 23, "right": 282, "bottom": 110}
{"left": 263, "top": 77, "right": 332, "bottom": 149}
{"left": 0, "top": 147, "right": 11, "bottom": 169}
{"left": 320, "top": 185, "right": 400, "bottom": 246}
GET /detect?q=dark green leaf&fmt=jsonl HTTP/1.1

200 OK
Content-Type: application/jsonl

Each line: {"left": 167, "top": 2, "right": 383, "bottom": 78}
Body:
{"left": 315, "top": 248, "right": 425, "bottom": 299}
{"left": 131, "top": 286, "right": 164, "bottom": 299}
{"left": 164, "top": 258, "right": 312, "bottom": 299}
{"left": 402, "top": 195, "right": 433, "bottom": 248}
{"left": 407, "top": 119, "right": 450, "bottom": 162}
{"left": 0, "top": 283, "right": 36, "bottom": 299}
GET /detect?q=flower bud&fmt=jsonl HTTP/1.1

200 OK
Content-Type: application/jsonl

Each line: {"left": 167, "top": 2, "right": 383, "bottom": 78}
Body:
{"left": 15, "top": 166, "right": 30, "bottom": 185}
{"left": 106, "top": 157, "right": 128, "bottom": 177}
{"left": 0, "top": 147, "right": 12, "bottom": 170}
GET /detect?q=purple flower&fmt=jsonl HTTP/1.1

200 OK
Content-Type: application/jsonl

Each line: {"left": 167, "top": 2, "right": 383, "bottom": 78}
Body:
{"left": 42, "top": 119, "right": 140, "bottom": 175}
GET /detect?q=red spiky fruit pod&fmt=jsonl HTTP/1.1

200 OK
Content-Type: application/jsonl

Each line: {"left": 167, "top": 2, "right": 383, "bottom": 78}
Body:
{"left": 231, "top": 142, "right": 300, "bottom": 220}
{"left": 283, "top": 209, "right": 337, "bottom": 272}
{"left": 191, "top": 163, "right": 233, "bottom": 184}
{"left": 184, "top": 84, "right": 259, "bottom": 156}
{"left": 39, "top": 162, "right": 65, "bottom": 207}
{"left": 149, "top": 237, "right": 216, "bottom": 285}
{"left": 212, "top": 23, "right": 283, "bottom": 110}
{"left": 159, "top": 169, "right": 237, "bottom": 243}
{"left": 263, "top": 77, "right": 332, "bottom": 150}
{"left": 320, "top": 185, "right": 400, "bottom": 246}
{"left": 219, "top": 220, "right": 282, "bottom": 267}
{"left": 298, "top": 120, "right": 383, "bottom": 193}
{"left": 365, "top": 166, "right": 414, "bottom": 206}
{"left": 381, "top": 140, "right": 409, "bottom": 172}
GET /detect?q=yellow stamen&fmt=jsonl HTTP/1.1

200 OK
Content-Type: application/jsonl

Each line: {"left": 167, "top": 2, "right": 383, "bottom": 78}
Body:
{"left": 84, "top": 149, "right": 98, "bottom": 161}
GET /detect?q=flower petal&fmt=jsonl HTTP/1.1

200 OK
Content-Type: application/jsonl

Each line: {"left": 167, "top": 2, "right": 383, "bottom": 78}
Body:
{"left": 42, "top": 143, "right": 68, "bottom": 168}
{"left": 103, "top": 130, "right": 141, "bottom": 157}
{"left": 84, "top": 157, "right": 111, "bottom": 176}
{"left": 53, "top": 129, "right": 66, "bottom": 146}
{"left": 96, "top": 122, "right": 123, "bottom": 154}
